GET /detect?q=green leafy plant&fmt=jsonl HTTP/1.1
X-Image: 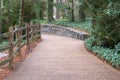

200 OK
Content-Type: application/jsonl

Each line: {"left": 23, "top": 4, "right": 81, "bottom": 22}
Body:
{"left": 0, "top": 41, "right": 9, "bottom": 48}
{"left": 85, "top": 38, "right": 120, "bottom": 69}
{"left": 84, "top": 0, "right": 120, "bottom": 47}
{"left": 115, "top": 42, "right": 120, "bottom": 54}
{"left": 52, "top": 19, "right": 92, "bottom": 32}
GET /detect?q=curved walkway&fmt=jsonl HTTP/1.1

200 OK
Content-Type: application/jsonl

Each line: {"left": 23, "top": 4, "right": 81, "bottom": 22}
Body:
{"left": 4, "top": 34, "right": 120, "bottom": 80}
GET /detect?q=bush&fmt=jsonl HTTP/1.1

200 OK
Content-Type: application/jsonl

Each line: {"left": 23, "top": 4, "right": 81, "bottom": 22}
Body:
{"left": 115, "top": 42, "right": 120, "bottom": 55}
{"left": 91, "top": 13, "right": 120, "bottom": 47}
{"left": 0, "top": 41, "right": 9, "bottom": 48}
{"left": 85, "top": 37, "right": 120, "bottom": 69}
{"left": 52, "top": 19, "right": 92, "bottom": 32}
{"left": 86, "top": 0, "right": 120, "bottom": 48}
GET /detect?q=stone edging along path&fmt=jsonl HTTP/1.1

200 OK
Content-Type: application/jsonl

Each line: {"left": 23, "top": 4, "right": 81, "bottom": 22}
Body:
{"left": 41, "top": 24, "right": 88, "bottom": 40}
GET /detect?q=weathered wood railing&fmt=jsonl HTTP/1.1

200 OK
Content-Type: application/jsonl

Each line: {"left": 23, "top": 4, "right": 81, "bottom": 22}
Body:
{"left": 0, "top": 22, "right": 41, "bottom": 69}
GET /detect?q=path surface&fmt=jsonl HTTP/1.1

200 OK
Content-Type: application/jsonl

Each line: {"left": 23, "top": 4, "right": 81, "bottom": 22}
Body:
{"left": 4, "top": 34, "right": 120, "bottom": 80}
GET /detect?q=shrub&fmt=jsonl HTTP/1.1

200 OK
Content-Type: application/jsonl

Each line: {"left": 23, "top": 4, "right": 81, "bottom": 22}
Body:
{"left": 0, "top": 41, "right": 9, "bottom": 48}
{"left": 52, "top": 19, "right": 92, "bottom": 32}
{"left": 85, "top": 0, "right": 120, "bottom": 48}
{"left": 85, "top": 38, "right": 120, "bottom": 69}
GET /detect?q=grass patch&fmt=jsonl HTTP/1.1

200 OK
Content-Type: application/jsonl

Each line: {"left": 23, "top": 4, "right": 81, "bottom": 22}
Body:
{"left": 32, "top": 19, "right": 47, "bottom": 24}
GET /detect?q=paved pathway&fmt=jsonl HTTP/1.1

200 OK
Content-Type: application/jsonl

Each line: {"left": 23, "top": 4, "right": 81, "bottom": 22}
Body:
{"left": 4, "top": 34, "right": 120, "bottom": 80}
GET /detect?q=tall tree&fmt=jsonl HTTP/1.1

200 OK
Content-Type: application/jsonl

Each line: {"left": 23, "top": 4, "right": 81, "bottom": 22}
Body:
{"left": 0, "top": 0, "right": 3, "bottom": 34}
{"left": 47, "top": 0, "right": 54, "bottom": 22}
{"left": 71, "top": 0, "right": 74, "bottom": 22}
{"left": 78, "top": 0, "right": 86, "bottom": 22}
{"left": 54, "top": 0, "right": 60, "bottom": 19}
{"left": 21, "top": 0, "right": 24, "bottom": 23}
{"left": 19, "top": 0, "right": 24, "bottom": 25}
{"left": 68, "top": 0, "right": 75, "bottom": 22}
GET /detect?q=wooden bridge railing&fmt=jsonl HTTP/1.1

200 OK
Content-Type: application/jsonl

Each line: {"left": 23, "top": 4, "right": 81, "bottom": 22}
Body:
{"left": 0, "top": 22, "right": 41, "bottom": 69}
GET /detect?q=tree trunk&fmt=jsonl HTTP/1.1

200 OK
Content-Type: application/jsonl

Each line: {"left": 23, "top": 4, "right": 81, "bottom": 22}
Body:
{"left": 78, "top": 8, "right": 85, "bottom": 22}
{"left": 8, "top": 0, "right": 11, "bottom": 27}
{"left": 21, "top": 0, "right": 24, "bottom": 23}
{"left": 40, "top": 11, "right": 44, "bottom": 20}
{"left": 19, "top": 0, "right": 24, "bottom": 25}
{"left": 39, "top": 1, "right": 45, "bottom": 20}
{"left": 0, "top": 22, "right": 1, "bottom": 34}
{"left": 47, "top": 0, "right": 54, "bottom": 22}
{"left": 0, "top": 0, "right": 3, "bottom": 34}
{"left": 71, "top": 0, "right": 74, "bottom": 22}
{"left": 78, "top": 0, "right": 85, "bottom": 22}
{"left": 54, "top": 0, "right": 60, "bottom": 19}
{"left": 0, "top": 21, "right": 1, "bottom": 34}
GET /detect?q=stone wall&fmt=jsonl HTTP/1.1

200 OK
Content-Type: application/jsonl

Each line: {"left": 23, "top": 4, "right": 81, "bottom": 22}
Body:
{"left": 41, "top": 24, "right": 88, "bottom": 40}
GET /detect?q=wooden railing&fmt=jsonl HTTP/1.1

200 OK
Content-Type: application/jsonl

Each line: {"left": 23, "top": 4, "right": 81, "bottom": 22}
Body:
{"left": 0, "top": 22, "right": 41, "bottom": 69}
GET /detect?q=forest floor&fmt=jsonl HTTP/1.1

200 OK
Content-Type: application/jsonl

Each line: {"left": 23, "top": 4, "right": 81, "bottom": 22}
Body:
{"left": 3, "top": 34, "right": 120, "bottom": 80}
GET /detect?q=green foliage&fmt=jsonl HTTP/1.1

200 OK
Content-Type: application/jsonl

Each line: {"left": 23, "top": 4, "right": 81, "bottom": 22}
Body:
{"left": 47, "top": 0, "right": 54, "bottom": 22}
{"left": 24, "top": 1, "right": 36, "bottom": 23}
{"left": 1, "top": 0, "right": 20, "bottom": 33}
{"left": 0, "top": 40, "right": 9, "bottom": 48}
{"left": 54, "top": 3, "right": 70, "bottom": 10}
{"left": 115, "top": 42, "right": 120, "bottom": 55}
{"left": 85, "top": 38, "right": 120, "bottom": 69}
{"left": 1, "top": 0, "right": 47, "bottom": 33}
{"left": 34, "top": 19, "right": 92, "bottom": 32}
{"left": 52, "top": 19, "right": 92, "bottom": 32}
{"left": 34, "top": 0, "right": 46, "bottom": 20}
{"left": 85, "top": 0, "right": 120, "bottom": 47}
{"left": 84, "top": 0, "right": 120, "bottom": 68}
{"left": 77, "top": 0, "right": 87, "bottom": 22}
{"left": 32, "top": 19, "right": 47, "bottom": 24}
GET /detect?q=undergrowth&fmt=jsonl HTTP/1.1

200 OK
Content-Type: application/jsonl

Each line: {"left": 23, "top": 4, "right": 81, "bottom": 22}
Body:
{"left": 52, "top": 19, "right": 92, "bottom": 32}
{"left": 0, "top": 41, "right": 9, "bottom": 49}
{"left": 85, "top": 37, "right": 120, "bottom": 69}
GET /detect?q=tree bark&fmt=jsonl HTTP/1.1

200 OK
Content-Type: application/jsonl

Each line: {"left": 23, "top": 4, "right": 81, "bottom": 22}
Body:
{"left": 0, "top": 0, "right": 3, "bottom": 34}
{"left": 71, "top": 0, "right": 74, "bottom": 22}
{"left": 54, "top": 0, "right": 60, "bottom": 19}
{"left": 21, "top": 0, "right": 24, "bottom": 24}
{"left": 19, "top": 0, "right": 24, "bottom": 25}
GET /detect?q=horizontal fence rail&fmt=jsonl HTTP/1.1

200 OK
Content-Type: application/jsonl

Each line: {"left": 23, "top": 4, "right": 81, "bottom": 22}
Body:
{"left": 0, "top": 22, "right": 41, "bottom": 69}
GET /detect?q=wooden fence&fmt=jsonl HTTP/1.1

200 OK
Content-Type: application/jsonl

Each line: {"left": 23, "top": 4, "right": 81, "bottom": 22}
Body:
{"left": 0, "top": 22, "right": 41, "bottom": 69}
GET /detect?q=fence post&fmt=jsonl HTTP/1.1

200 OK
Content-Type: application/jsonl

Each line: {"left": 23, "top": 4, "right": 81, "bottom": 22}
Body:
{"left": 15, "top": 25, "right": 18, "bottom": 41}
{"left": 38, "top": 23, "right": 41, "bottom": 39}
{"left": 17, "top": 26, "right": 22, "bottom": 57}
{"left": 36, "top": 23, "right": 38, "bottom": 39}
{"left": 36, "top": 23, "right": 41, "bottom": 39}
{"left": 9, "top": 26, "right": 14, "bottom": 69}
{"left": 35, "top": 24, "right": 37, "bottom": 40}
{"left": 26, "top": 23, "right": 30, "bottom": 50}
{"left": 30, "top": 21, "right": 34, "bottom": 40}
